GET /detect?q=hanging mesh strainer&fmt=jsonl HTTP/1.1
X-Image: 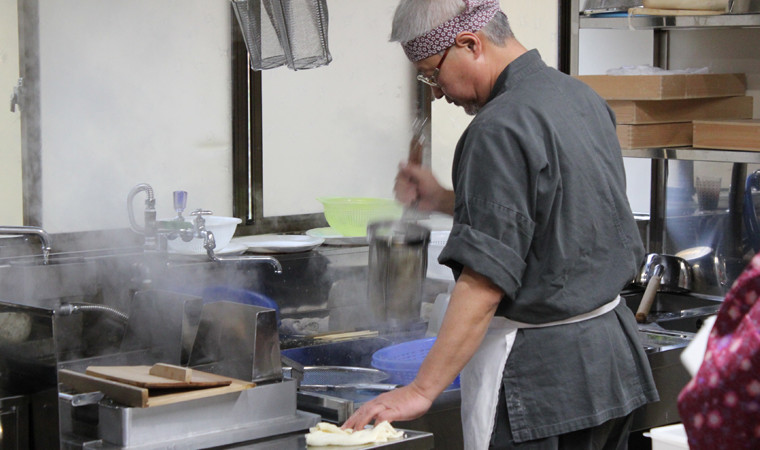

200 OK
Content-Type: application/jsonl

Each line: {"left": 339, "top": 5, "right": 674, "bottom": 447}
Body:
{"left": 231, "top": 0, "right": 332, "bottom": 71}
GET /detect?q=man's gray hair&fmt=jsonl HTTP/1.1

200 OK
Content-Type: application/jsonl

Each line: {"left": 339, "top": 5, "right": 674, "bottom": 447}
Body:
{"left": 390, "top": 0, "right": 514, "bottom": 46}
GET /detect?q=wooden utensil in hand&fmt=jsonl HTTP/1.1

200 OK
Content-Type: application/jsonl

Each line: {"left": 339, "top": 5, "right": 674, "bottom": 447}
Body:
{"left": 408, "top": 116, "right": 428, "bottom": 166}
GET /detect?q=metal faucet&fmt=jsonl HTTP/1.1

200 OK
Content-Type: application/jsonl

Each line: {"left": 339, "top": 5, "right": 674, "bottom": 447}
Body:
{"left": 126, "top": 185, "right": 282, "bottom": 273}
{"left": 0, "top": 225, "right": 52, "bottom": 264}
{"left": 208, "top": 251, "right": 283, "bottom": 274}
{"left": 127, "top": 183, "right": 158, "bottom": 251}
{"left": 194, "top": 211, "right": 282, "bottom": 273}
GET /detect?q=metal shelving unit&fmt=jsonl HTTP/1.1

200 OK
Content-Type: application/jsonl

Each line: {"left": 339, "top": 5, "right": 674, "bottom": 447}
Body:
{"left": 622, "top": 147, "right": 760, "bottom": 163}
{"left": 569, "top": 5, "right": 760, "bottom": 260}
{"left": 579, "top": 12, "right": 760, "bottom": 30}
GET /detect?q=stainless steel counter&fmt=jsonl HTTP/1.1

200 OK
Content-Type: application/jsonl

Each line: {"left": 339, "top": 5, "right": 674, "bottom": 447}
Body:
{"left": 216, "top": 429, "right": 434, "bottom": 449}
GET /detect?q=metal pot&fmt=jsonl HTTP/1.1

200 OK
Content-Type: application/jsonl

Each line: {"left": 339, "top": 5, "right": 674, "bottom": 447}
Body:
{"left": 635, "top": 253, "right": 693, "bottom": 323}
{"left": 367, "top": 221, "right": 430, "bottom": 328}
{"left": 675, "top": 246, "right": 728, "bottom": 296}
{"left": 636, "top": 253, "right": 693, "bottom": 293}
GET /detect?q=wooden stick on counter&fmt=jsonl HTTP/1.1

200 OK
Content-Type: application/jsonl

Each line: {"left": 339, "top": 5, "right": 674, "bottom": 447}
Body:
{"left": 149, "top": 363, "right": 193, "bottom": 382}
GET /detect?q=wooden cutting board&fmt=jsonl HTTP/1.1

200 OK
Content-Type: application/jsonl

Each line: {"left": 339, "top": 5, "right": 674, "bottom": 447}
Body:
{"left": 85, "top": 364, "right": 232, "bottom": 389}
{"left": 59, "top": 365, "right": 255, "bottom": 408}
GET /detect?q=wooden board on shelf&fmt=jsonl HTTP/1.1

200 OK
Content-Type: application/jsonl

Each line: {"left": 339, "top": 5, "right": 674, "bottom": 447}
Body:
{"left": 641, "top": 0, "right": 728, "bottom": 11}
{"left": 617, "top": 122, "right": 693, "bottom": 149}
{"left": 609, "top": 96, "right": 753, "bottom": 124}
{"left": 693, "top": 119, "right": 760, "bottom": 151}
{"left": 633, "top": 7, "right": 725, "bottom": 16}
{"left": 575, "top": 73, "right": 746, "bottom": 100}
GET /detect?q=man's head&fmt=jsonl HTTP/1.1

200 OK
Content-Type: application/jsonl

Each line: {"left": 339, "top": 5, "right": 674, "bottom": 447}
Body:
{"left": 391, "top": 0, "right": 521, "bottom": 115}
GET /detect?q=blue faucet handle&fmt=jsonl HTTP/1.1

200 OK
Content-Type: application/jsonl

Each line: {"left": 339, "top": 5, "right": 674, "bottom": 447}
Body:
{"left": 173, "top": 191, "right": 188, "bottom": 216}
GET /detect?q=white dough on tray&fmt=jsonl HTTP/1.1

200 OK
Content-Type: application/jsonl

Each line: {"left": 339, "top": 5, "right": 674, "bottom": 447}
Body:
{"left": 305, "top": 421, "right": 404, "bottom": 447}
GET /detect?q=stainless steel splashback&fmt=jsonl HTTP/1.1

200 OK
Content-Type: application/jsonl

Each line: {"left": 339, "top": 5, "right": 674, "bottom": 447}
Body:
{"left": 188, "top": 301, "right": 283, "bottom": 383}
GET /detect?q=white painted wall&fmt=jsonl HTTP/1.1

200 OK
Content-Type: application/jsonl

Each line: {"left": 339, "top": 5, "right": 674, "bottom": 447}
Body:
{"left": 261, "top": 2, "right": 415, "bottom": 217}
{"left": 31, "top": 0, "right": 414, "bottom": 232}
{"left": 0, "top": 0, "right": 23, "bottom": 225}
{"left": 39, "top": 0, "right": 233, "bottom": 232}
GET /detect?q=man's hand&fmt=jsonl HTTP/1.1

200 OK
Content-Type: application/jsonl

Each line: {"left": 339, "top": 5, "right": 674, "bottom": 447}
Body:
{"left": 394, "top": 163, "right": 454, "bottom": 215}
{"left": 342, "top": 268, "right": 502, "bottom": 432}
{"left": 342, "top": 382, "right": 433, "bottom": 431}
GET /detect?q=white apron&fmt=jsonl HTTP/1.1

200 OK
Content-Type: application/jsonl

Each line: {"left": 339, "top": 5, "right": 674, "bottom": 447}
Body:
{"left": 460, "top": 296, "right": 621, "bottom": 450}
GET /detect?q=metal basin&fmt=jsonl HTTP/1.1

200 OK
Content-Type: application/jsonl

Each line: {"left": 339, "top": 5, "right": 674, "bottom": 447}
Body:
{"left": 623, "top": 290, "right": 722, "bottom": 314}
{"left": 653, "top": 305, "right": 720, "bottom": 333}
{"left": 281, "top": 337, "right": 391, "bottom": 368}
{"left": 622, "top": 290, "right": 722, "bottom": 432}
{"left": 624, "top": 290, "right": 721, "bottom": 334}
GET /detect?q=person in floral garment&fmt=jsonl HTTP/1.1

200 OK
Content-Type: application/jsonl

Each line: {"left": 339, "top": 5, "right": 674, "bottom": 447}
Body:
{"left": 678, "top": 252, "right": 760, "bottom": 448}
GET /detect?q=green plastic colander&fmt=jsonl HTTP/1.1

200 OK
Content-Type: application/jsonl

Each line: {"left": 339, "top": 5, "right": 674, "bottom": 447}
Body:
{"left": 317, "top": 197, "right": 403, "bottom": 237}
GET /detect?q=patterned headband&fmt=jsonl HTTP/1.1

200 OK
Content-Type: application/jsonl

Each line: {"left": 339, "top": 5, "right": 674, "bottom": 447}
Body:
{"left": 402, "top": 0, "right": 502, "bottom": 62}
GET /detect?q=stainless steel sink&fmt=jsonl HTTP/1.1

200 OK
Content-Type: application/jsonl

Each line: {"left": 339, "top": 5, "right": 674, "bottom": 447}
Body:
{"left": 623, "top": 290, "right": 722, "bottom": 317}
{"left": 623, "top": 290, "right": 722, "bottom": 336}
{"left": 621, "top": 290, "right": 723, "bottom": 431}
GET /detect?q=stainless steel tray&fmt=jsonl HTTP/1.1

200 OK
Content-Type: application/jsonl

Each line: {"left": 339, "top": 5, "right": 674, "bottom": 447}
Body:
{"left": 61, "top": 379, "right": 320, "bottom": 448}
{"left": 221, "top": 428, "right": 435, "bottom": 449}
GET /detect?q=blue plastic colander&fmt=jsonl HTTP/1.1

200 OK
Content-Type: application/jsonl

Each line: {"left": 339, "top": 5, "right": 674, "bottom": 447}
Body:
{"left": 371, "top": 337, "right": 460, "bottom": 389}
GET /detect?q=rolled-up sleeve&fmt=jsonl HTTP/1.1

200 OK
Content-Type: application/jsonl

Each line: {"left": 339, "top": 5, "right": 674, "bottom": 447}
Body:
{"left": 438, "top": 119, "right": 542, "bottom": 301}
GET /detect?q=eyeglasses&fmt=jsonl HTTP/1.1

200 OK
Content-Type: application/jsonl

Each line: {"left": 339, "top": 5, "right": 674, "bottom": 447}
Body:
{"left": 416, "top": 46, "right": 451, "bottom": 88}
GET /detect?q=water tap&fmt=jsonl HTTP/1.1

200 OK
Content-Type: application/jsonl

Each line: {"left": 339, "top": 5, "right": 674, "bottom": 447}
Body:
{"left": 0, "top": 225, "right": 52, "bottom": 264}
{"left": 126, "top": 183, "right": 158, "bottom": 251}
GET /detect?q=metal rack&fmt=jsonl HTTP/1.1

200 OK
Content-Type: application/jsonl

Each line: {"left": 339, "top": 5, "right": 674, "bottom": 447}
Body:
{"left": 622, "top": 148, "right": 760, "bottom": 163}
{"left": 568, "top": 4, "right": 760, "bottom": 265}
{"left": 579, "top": 12, "right": 760, "bottom": 30}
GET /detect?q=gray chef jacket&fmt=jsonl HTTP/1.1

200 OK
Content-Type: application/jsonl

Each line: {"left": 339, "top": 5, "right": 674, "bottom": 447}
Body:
{"left": 438, "top": 50, "right": 659, "bottom": 442}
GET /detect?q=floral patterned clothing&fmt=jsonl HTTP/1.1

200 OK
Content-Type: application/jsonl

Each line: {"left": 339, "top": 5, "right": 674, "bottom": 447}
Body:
{"left": 677, "top": 253, "right": 760, "bottom": 448}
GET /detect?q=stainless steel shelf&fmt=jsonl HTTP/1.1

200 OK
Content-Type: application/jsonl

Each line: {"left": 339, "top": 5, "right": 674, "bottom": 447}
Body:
{"left": 622, "top": 147, "right": 760, "bottom": 163}
{"left": 580, "top": 12, "right": 760, "bottom": 30}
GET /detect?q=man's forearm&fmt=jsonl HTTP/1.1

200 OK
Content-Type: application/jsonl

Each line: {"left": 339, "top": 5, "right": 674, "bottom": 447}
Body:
{"left": 412, "top": 267, "right": 503, "bottom": 400}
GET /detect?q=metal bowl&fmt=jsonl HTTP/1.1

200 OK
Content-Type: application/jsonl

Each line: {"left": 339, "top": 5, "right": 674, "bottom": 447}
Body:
{"left": 676, "top": 246, "right": 727, "bottom": 296}
{"left": 637, "top": 253, "right": 693, "bottom": 293}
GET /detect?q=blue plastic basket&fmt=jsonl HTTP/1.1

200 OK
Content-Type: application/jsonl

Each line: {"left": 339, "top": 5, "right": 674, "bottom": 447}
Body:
{"left": 371, "top": 337, "right": 460, "bottom": 389}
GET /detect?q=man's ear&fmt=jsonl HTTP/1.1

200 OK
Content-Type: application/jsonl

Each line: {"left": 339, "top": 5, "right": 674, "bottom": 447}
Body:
{"left": 454, "top": 32, "right": 482, "bottom": 57}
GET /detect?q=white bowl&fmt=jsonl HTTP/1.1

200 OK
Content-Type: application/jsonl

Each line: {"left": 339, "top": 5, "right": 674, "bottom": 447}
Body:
{"left": 166, "top": 216, "right": 242, "bottom": 255}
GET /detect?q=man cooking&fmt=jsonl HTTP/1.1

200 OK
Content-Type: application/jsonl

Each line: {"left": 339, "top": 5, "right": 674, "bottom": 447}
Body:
{"left": 342, "top": 0, "right": 659, "bottom": 449}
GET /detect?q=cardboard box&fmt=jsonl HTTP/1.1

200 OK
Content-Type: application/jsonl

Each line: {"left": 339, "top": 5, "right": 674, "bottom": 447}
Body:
{"left": 576, "top": 73, "right": 746, "bottom": 100}
{"left": 693, "top": 119, "right": 760, "bottom": 151}
{"left": 610, "top": 96, "right": 754, "bottom": 124}
{"left": 617, "top": 123, "right": 693, "bottom": 149}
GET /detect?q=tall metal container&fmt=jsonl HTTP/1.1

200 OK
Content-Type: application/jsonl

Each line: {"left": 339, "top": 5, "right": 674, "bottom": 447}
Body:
{"left": 367, "top": 221, "right": 430, "bottom": 328}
